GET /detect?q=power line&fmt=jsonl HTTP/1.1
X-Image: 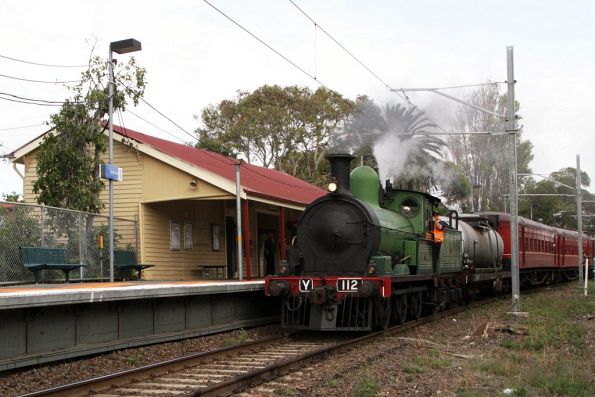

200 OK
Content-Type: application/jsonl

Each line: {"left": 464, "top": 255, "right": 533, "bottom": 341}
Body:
{"left": 400, "top": 82, "right": 505, "bottom": 91}
{"left": 287, "top": 0, "right": 447, "bottom": 132}
{"left": 126, "top": 109, "right": 188, "bottom": 144}
{"left": 0, "top": 95, "right": 62, "bottom": 107}
{"left": 0, "top": 53, "right": 87, "bottom": 68}
{"left": 0, "top": 91, "right": 106, "bottom": 108}
{"left": 0, "top": 91, "right": 64, "bottom": 104}
{"left": 0, "top": 72, "right": 81, "bottom": 84}
{"left": 202, "top": 0, "right": 365, "bottom": 121}
{"left": 288, "top": 0, "right": 408, "bottom": 102}
{"left": 0, "top": 123, "right": 46, "bottom": 132}
{"left": 140, "top": 98, "right": 198, "bottom": 142}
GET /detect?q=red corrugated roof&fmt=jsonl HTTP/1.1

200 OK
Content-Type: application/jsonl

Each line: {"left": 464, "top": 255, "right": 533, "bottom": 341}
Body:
{"left": 113, "top": 125, "right": 325, "bottom": 206}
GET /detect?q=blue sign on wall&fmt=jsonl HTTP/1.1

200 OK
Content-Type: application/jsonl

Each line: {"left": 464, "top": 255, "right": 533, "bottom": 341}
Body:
{"left": 100, "top": 164, "right": 123, "bottom": 181}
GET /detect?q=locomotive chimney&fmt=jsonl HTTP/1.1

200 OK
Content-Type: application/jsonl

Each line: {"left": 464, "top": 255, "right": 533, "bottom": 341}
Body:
{"left": 326, "top": 153, "right": 354, "bottom": 192}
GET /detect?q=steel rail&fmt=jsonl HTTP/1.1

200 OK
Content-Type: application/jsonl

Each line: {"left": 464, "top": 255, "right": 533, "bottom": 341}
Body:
{"left": 16, "top": 334, "right": 292, "bottom": 397}
{"left": 18, "top": 284, "right": 566, "bottom": 397}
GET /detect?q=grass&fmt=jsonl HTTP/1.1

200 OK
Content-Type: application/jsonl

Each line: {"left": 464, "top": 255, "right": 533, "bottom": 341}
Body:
{"left": 221, "top": 328, "right": 251, "bottom": 347}
{"left": 412, "top": 348, "right": 452, "bottom": 370}
{"left": 467, "top": 285, "right": 594, "bottom": 396}
{"left": 352, "top": 372, "right": 380, "bottom": 397}
{"left": 126, "top": 352, "right": 142, "bottom": 366}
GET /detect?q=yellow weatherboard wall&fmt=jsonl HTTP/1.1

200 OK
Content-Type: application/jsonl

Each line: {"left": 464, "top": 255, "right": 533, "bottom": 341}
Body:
{"left": 142, "top": 156, "right": 231, "bottom": 202}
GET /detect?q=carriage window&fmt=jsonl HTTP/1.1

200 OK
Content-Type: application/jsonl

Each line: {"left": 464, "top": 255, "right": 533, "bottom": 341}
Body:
{"left": 400, "top": 198, "right": 419, "bottom": 217}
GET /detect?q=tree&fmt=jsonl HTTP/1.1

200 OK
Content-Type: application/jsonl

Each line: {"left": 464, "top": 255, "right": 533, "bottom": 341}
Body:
{"left": 2, "top": 192, "right": 22, "bottom": 202}
{"left": 33, "top": 55, "right": 146, "bottom": 213}
{"left": 196, "top": 85, "right": 354, "bottom": 186}
{"left": 519, "top": 168, "right": 595, "bottom": 231}
{"left": 447, "top": 83, "right": 533, "bottom": 212}
{"left": 340, "top": 99, "right": 450, "bottom": 192}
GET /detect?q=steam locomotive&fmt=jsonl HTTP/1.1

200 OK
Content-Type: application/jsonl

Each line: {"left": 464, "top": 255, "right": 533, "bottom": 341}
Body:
{"left": 265, "top": 154, "right": 595, "bottom": 331}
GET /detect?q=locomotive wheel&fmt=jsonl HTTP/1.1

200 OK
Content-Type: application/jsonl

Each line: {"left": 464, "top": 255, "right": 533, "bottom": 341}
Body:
{"left": 409, "top": 292, "right": 423, "bottom": 320}
{"left": 375, "top": 298, "right": 391, "bottom": 330}
{"left": 392, "top": 294, "right": 408, "bottom": 324}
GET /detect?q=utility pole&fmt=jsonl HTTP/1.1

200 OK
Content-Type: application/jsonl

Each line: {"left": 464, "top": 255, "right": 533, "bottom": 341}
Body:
{"left": 576, "top": 154, "right": 583, "bottom": 286}
{"left": 506, "top": 46, "right": 520, "bottom": 313}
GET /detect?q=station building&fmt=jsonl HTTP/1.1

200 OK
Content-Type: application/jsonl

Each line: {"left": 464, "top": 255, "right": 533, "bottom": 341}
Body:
{"left": 9, "top": 125, "right": 325, "bottom": 280}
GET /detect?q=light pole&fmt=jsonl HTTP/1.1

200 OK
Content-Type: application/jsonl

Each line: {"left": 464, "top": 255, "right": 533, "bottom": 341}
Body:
{"left": 108, "top": 39, "right": 141, "bottom": 282}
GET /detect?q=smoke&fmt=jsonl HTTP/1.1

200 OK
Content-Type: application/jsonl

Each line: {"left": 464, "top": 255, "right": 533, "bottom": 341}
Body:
{"left": 333, "top": 96, "right": 461, "bottom": 195}
{"left": 373, "top": 133, "right": 419, "bottom": 183}
{"left": 372, "top": 130, "right": 458, "bottom": 194}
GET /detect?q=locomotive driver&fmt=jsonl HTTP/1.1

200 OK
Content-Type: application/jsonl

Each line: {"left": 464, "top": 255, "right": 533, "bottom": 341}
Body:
{"left": 431, "top": 211, "right": 447, "bottom": 273}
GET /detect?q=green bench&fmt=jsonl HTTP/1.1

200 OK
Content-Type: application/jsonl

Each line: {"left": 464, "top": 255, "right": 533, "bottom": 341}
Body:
{"left": 114, "top": 250, "right": 154, "bottom": 279}
{"left": 20, "top": 246, "right": 87, "bottom": 283}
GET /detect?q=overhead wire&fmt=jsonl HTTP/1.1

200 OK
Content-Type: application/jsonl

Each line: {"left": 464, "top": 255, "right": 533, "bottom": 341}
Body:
{"left": 0, "top": 123, "right": 46, "bottom": 132}
{"left": 400, "top": 81, "right": 505, "bottom": 91}
{"left": 287, "top": 0, "right": 448, "bottom": 132}
{"left": 202, "top": 0, "right": 373, "bottom": 122}
{"left": 0, "top": 95, "right": 63, "bottom": 106}
{"left": 139, "top": 98, "right": 198, "bottom": 142}
{"left": 288, "top": 0, "right": 408, "bottom": 102}
{"left": 0, "top": 53, "right": 88, "bottom": 68}
{"left": 0, "top": 92, "right": 107, "bottom": 108}
{"left": 125, "top": 109, "right": 189, "bottom": 144}
{"left": 0, "top": 72, "right": 81, "bottom": 84}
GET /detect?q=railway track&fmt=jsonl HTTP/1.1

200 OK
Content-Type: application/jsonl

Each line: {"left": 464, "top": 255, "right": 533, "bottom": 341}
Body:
{"left": 18, "top": 305, "right": 472, "bottom": 397}
{"left": 19, "top": 287, "right": 561, "bottom": 397}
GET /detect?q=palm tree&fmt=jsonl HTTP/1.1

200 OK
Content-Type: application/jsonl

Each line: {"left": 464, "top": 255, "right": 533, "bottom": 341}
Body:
{"left": 340, "top": 99, "right": 446, "bottom": 192}
{"left": 382, "top": 104, "right": 444, "bottom": 190}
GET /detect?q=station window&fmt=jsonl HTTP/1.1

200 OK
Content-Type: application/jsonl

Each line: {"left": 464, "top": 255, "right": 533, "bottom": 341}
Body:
{"left": 170, "top": 220, "right": 181, "bottom": 250}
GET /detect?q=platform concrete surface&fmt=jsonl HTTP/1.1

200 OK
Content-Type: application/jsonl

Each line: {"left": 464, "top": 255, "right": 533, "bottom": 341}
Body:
{"left": 0, "top": 280, "right": 265, "bottom": 309}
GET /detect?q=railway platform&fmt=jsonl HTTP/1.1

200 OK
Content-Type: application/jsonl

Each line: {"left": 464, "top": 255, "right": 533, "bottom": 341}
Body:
{"left": 0, "top": 279, "right": 278, "bottom": 371}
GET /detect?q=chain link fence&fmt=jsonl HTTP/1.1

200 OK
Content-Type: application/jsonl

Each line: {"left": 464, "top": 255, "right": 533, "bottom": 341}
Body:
{"left": 0, "top": 201, "right": 138, "bottom": 285}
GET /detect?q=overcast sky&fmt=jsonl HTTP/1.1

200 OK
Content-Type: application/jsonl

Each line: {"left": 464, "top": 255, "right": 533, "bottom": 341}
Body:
{"left": 1, "top": 0, "right": 594, "bottom": 199}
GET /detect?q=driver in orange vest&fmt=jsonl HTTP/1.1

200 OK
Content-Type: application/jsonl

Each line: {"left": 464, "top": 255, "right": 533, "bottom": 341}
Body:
{"left": 431, "top": 211, "right": 445, "bottom": 273}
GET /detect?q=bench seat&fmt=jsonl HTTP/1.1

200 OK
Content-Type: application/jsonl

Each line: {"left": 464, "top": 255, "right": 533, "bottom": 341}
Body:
{"left": 20, "top": 247, "right": 87, "bottom": 283}
{"left": 114, "top": 250, "right": 153, "bottom": 279}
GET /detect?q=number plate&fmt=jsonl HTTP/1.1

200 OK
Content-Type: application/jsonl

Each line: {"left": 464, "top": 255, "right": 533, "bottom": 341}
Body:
{"left": 298, "top": 278, "right": 314, "bottom": 292}
{"left": 336, "top": 278, "right": 362, "bottom": 292}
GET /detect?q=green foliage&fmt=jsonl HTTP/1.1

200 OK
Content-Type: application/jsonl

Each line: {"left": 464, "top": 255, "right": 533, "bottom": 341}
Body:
{"left": 517, "top": 293, "right": 591, "bottom": 352}
{"left": 470, "top": 289, "right": 594, "bottom": 397}
{"left": 448, "top": 83, "right": 533, "bottom": 211}
{"left": 352, "top": 372, "right": 380, "bottom": 397}
{"left": 341, "top": 99, "right": 447, "bottom": 192}
{"left": 222, "top": 328, "right": 251, "bottom": 346}
{"left": 196, "top": 85, "right": 354, "bottom": 186}
{"left": 402, "top": 363, "right": 425, "bottom": 374}
{"left": 0, "top": 205, "right": 42, "bottom": 281}
{"left": 34, "top": 55, "right": 146, "bottom": 213}
{"left": 126, "top": 352, "right": 142, "bottom": 366}
{"left": 519, "top": 167, "right": 594, "bottom": 231}
{"left": 2, "top": 192, "right": 22, "bottom": 202}
{"left": 527, "top": 363, "right": 591, "bottom": 396}
{"left": 326, "top": 377, "right": 338, "bottom": 388}
{"left": 413, "top": 348, "right": 452, "bottom": 369}
{"left": 441, "top": 162, "right": 472, "bottom": 203}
